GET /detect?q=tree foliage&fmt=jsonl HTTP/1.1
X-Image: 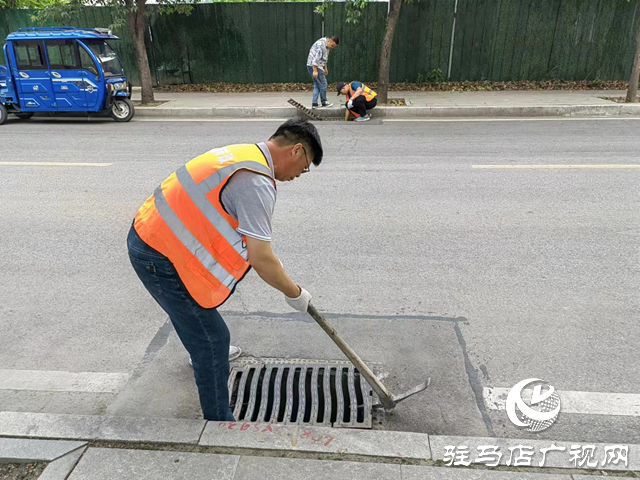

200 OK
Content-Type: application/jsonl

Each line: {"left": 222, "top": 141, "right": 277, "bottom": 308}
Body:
{"left": 33, "top": 0, "right": 195, "bottom": 32}
{"left": 315, "top": 0, "right": 368, "bottom": 24}
{"left": 0, "top": 0, "right": 60, "bottom": 9}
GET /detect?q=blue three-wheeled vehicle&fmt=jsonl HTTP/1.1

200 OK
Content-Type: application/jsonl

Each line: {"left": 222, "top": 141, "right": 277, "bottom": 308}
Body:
{"left": 0, "top": 27, "right": 134, "bottom": 125}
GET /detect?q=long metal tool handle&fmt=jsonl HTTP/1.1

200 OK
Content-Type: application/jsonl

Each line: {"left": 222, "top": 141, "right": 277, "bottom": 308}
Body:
{"left": 307, "top": 303, "right": 396, "bottom": 409}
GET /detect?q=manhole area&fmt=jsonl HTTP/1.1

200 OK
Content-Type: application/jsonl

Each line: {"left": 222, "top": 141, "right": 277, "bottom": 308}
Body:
{"left": 228, "top": 360, "right": 374, "bottom": 428}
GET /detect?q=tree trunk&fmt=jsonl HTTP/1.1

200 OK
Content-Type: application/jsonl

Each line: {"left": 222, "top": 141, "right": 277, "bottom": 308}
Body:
{"left": 626, "top": 25, "right": 640, "bottom": 103}
{"left": 128, "top": 1, "right": 154, "bottom": 104}
{"left": 376, "top": 0, "right": 402, "bottom": 104}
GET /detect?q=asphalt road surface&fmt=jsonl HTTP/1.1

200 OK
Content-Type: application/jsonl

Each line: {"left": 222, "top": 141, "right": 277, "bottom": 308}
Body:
{"left": 1, "top": 116, "right": 638, "bottom": 444}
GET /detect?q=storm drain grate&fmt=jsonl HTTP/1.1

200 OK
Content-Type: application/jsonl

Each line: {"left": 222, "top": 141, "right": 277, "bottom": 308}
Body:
{"left": 228, "top": 359, "right": 375, "bottom": 428}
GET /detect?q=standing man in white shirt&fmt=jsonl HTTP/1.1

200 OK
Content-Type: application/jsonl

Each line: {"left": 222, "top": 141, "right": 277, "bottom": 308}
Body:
{"left": 307, "top": 36, "right": 339, "bottom": 109}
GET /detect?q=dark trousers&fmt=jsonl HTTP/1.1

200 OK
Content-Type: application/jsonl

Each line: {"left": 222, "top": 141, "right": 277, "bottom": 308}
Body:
{"left": 127, "top": 225, "right": 235, "bottom": 421}
{"left": 348, "top": 96, "right": 377, "bottom": 117}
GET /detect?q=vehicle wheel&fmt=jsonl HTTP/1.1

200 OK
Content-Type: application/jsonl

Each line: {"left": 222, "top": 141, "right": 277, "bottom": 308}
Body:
{"left": 15, "top": 112, "right": 34, "bottom": 120}
{"left": 0, "top": 104, "right": 7, "bottom": 125}
{"left": 110, "top": 98, "right": 135, "bottom": 122}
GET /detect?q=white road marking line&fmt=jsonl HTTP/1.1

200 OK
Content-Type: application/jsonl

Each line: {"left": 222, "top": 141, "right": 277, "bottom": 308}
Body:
{"left": 387, "top": 117, "right": 640, "bottom": 122}
{"left": 133, "top": 116, "right": 640, "bottom": 123}
{"left": 484, "top": 387, "right": 640, "bottom": 417}
{"left": 0, "top": 370, "right": 130, "bottom": 394}
{"left": 134, "top": 118, "right": 287, "bottom": 122}
{"left": 0, "top": 162, "right": 112, "bottom": 167}
{"left": 472, "top": 164, "right": 640, "bottom": 169}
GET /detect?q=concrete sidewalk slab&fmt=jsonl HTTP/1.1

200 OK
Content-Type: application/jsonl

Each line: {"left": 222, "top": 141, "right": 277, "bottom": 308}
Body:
{"left": 0, "top": 412, "right": 206, "bottom": 445}
{"left": 38, "top": 446, "right": 86, "bottom": 480}
{"left": 199, "top": 422, "right": 431, "bottom": 460}
{"left": 67, "top": 448, "right": 240, "bottom": 480}
{"left": 573, "top": 477, "right": 638, "bottom": 480}
{"left": 63, "top": 447, "right": 575, "bottom": 480}
{"left": 0, "top": 437, "right": 86, "bottom": 462}
{"left": 430, "top": 435, "right": 639, "bottom": 471}
{"left": 233, "top": 455, "right": 401, "bottom": 480}
{"left": 400, "top": 465, "right": 571, "bottom": 479}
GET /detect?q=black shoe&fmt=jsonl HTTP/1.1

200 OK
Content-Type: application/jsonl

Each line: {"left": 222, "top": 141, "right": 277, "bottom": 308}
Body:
{"left": 321, "top": 102, "right": 333, "bottom": 108}
{"left": 311, "top": 104, "right": 319, "bottom": 109}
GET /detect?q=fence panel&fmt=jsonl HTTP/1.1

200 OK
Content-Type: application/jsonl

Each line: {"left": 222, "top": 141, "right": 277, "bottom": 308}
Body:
{"left": 389, "top": 0, "right": 456, "bottom": 83}
{"left": 323, "top": 1, "right": 387, "bottom": 83}
{"left": 1, "top": 0, "right": 640, "bottom": 85}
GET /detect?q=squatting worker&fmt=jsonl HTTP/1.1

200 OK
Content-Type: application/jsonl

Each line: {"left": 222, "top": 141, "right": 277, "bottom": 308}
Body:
{"left": 127, "top": 120, "right": 322, "bottom": 421}
{"left": 307, "top": 36, "right": 339, "bottom": 109}
{"left": 337, "top": 81, "right": 378, "bottom": 122}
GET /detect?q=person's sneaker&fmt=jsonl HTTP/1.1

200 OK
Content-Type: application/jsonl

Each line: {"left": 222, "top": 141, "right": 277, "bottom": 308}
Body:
{"left": 355, "top": 114, "right": 371, "bottom": 122}
{"left": 228, "top": 345, "right": 242, "bottom": 361}
{"left": 321, "top": 102, "right": 333, "bottom": 108}
{"left": 311, "top": 104, "right": 319, "bottom": 109}
{"left": 189, "top": 346, "right": 242, "bottom": 366}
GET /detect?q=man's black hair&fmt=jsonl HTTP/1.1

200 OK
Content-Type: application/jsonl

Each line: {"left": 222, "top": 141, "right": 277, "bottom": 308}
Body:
{"left": 270, "top": 119, "right": 323, "bottom": 166}
{"left": 329, "top": 36, "right": 339, "bottom": 45}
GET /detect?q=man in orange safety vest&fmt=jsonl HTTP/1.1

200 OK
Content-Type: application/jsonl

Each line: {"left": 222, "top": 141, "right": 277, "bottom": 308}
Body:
{"left": 337, "top": 81, "right": 378, "bottom": 122}
{"left": 127, "top": 119, "right": 323, "bottom": 420}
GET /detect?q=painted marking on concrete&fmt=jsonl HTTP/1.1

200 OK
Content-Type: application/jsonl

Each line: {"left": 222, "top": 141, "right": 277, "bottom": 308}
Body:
{"left": 0, "top": 370, "right": 130, "bottom": 393}
{"left": 484, "top": 387, "right": 640, "bottom": 417}
{"left": 0, "top": 162, "right": 112, "bottom": 167}
{"left": 472, "top": 164, "right": 640, "bottom": 169}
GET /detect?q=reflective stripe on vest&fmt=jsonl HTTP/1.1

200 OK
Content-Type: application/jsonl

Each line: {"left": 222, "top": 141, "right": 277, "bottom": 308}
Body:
{"left": 134, "top": 144, "right": 274, "bottom": 308}
{"left": 154, "top": 185, "right": 237, "bottom": 289}
{"left": 174, "top": 161, "right": 270, "bottom": 258}
{"left": 347, "top": 84, "right": 377, "bottom": 102}
{"left": 156, "top": 159, "right": 271, "bottom": 287}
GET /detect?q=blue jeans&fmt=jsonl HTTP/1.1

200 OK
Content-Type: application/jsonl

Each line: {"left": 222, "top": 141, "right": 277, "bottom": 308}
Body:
{"left": 307, "top": 65, "right": 327, "bottom": 105}
{"left": 127, "top": 225, "right": 235, "bottom": 421}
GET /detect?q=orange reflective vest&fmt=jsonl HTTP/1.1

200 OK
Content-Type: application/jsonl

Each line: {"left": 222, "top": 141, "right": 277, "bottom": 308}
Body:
{"left": 134, "top": 144, "right": 275, "bottom": 308}
{"left": 346, "top": 83, "right": 377, "bottom": 102}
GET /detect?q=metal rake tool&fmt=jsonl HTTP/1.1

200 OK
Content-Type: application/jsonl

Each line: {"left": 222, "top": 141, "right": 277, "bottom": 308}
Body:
{"left": 307, "top": 303, "right": 430, "bottom": 410}
{"left": 287, "top": 98, "right": 323, "bottom": 121}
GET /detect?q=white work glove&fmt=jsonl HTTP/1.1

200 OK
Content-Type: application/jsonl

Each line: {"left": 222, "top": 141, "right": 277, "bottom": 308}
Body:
{"left": 347, "top": 99, "right": 353, "bottom": 109}
{"left": 285, "top": 287, "right": 312, "bottom": 313}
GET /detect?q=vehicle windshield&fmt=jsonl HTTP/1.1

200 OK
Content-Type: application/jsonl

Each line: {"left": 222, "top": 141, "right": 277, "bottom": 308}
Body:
{"left": 82, "top": 40, "right": 125, "bottom": 78}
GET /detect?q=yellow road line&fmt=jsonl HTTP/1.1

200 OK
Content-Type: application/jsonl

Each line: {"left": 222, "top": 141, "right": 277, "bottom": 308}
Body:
{"left": 472, "top": 164, "right": 640, "bottom": 169}
{"left": 0, "top": 162, "right": 112, "bottom": 167}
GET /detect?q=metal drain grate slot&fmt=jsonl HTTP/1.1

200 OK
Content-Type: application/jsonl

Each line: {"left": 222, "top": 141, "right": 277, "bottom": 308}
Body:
{"left": 228, "top": 361, "right": 374, "bottom": 428}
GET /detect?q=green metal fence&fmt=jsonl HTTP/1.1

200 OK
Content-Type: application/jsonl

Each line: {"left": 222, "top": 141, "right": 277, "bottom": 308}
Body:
{"left": 2, "top": 0, "right": 639, "bottom": 85}
{"left": 148, "top": 3, "right": 323, "bottom": 85}
{"left": 447, "top": 0, "right": 640, "bottom": 82}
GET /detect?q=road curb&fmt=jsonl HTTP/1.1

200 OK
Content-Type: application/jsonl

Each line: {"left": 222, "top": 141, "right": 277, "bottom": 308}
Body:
{"left": 134, "top": 103, "right": 640, "bottom": 119}
{"left": 0, "top": 437, "right": 86, "bottom": 463}
{"left": 200, "top": 421, "right": 430, "bottom": 460}
{"left": 0, "top": 411, "right": 205, "bottom": 445}
{"left": 1, "top": 412, "right": 639, "bottom": 475}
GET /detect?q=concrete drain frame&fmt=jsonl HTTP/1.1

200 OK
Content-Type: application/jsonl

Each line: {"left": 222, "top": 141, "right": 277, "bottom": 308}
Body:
{"left": 228, "top": 358, "right": 379, "bottom": 429}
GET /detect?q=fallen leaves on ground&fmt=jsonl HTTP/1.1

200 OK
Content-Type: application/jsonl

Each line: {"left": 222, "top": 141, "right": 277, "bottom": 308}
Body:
{"left": 155, "top": 80, "right": 628, "bottom": 94}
